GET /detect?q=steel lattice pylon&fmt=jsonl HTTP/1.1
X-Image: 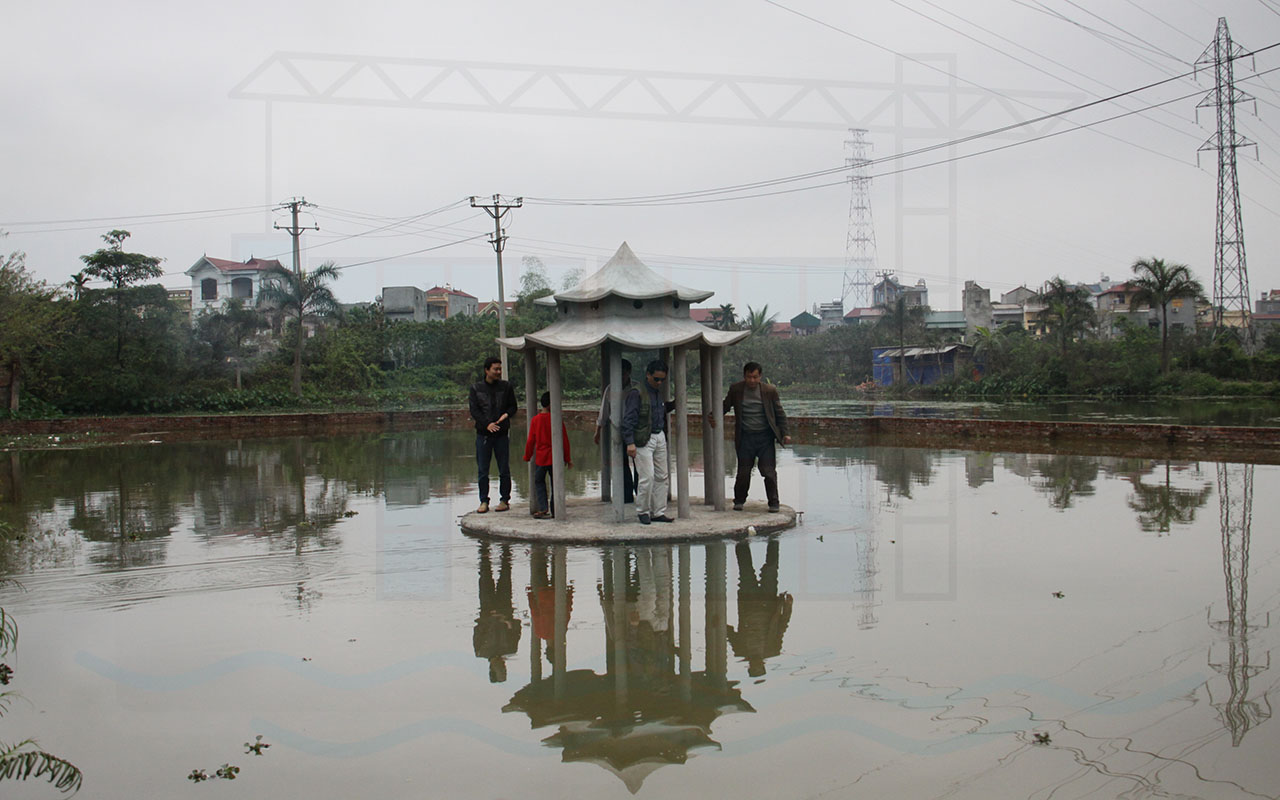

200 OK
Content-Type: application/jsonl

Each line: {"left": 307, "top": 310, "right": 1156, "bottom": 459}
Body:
{"left": 842, "top": 129, "right": 877, "bottom": 309}
{"left": 1208, "top": 462, "right": 1270, "bottom": 746}
{"left": 1196, "top": 18, "right": 1257, "bottom": 342}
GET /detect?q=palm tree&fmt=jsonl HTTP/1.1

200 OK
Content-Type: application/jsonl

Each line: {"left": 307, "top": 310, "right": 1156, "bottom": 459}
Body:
{"left": 710, "top": 303, "right": 737, "bottom": 331}
{"left": 875, "top": 296, "right": 929, "bottom": 384}
{"left": 1130, "top": 257, "right": 1204, "bottom": 373}
{"left": 1036, "top": 277, "right": 1095, "bottom": 357}
{"left": 743, "top": 304, "right": 777, "bottom": 337}
{"left": 257, "top": 261, "right": 342, "bottom": 396}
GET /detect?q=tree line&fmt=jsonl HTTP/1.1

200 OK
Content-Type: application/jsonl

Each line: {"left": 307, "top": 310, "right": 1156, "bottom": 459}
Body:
{"left": 3, "top": 238, "right": 1279, "bottom": 419}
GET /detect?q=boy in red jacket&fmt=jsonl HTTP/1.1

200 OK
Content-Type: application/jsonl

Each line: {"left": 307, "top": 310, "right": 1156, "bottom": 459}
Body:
{"left": 523, "top": 392, "right": 572, "bottom": 518}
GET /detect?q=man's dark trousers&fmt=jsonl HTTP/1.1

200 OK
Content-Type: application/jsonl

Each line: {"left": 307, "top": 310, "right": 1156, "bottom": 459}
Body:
{"left": 734, "top": 429, "right": 779, "bottom": 506}
{"left": 477, "top": 434, "right": 511, "bottom": 504}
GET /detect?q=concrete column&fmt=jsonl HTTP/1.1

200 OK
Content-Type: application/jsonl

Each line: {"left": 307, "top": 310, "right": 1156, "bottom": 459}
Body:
{"left": 524, "top": 348, "right": 538, "bottom": 504}
{"left": 705, "top": 541, "right": 727, "bottom": 688}
{"left": 553, "top": 545, "right": 567, "bottom": 700}
{"left": 673, "top": 344, "right": 691, "bottom": 518}
{"left": 599, "top": 346, "right": 610, "bottom": 502}
{"left": 548, "top": 349, "right": 567, "bottom": 522}
{"left": 710, "top": 346, "right": 726, "bottom": 510}
{"left": 706, "top": 343, "right": 716, "bottom": 504}
{"left": 612, "top": 546, "right": 628, "bottom": 709}
{"left": 665, "top": 346, "right": 674, "bottom": 502}
{"left": 609, "top": 349, "right": 625, "bottom": 523}
{"left": 678, "top": 543, "right": 691, "bottom": 702}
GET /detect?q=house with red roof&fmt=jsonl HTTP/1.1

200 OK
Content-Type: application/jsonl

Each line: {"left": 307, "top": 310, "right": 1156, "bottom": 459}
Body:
{"left": 185, "top": 255, "right": 285, "bottom": 319}
{"left": 384, "top": 284, "right": 478, "bottom": 322}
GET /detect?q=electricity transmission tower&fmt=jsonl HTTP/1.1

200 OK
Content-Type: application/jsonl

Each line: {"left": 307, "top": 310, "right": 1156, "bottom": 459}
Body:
{"left": 841, "top": 129, "right": 877, "bottom": 309}
{"left": 1196, "top": 17, "right": 1257, "bottom": 343}
{"left": 1207, "top": 462, "right": 1270, "bottom": 746}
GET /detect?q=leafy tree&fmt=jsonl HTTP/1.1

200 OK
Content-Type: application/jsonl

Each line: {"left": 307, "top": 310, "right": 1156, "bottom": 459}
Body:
{"left": 78, "top": 230, "right": 164, "bottom": 366}
{"left": 710, "top": 303, "right": 737, "bottom": 331}
{"left": 742, "top": 305, "right": 777, "bottom": 338}
{"left": 195, "top": 299, "right": 268, "bottom": 389}
{"left": 257, "top": 261, "right": 342, "bottom": 396}
{"left": 518, "top": 256, "right": 551, "bottom": 297}
{"left": 1036, "top": 277, "right": 1095, "bottom": 357}
{"left": 0, "top": 243, "right": 68, "bottom": 412}
{"left": 874, "top": 296, "right": 930, "bottom": 384}
{"left": 1130, "top": 257, "right": 1204, "bottom": 374}
{"left": 1127, "top": 462, "right": 1213, "bottom": 533}
{"left": 561, "top": 266, "right": 584, "bottom": 291}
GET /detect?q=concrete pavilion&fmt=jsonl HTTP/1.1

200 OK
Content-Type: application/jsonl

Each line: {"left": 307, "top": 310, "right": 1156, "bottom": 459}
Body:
{"left": 494, "top": 242, "right": 748, "bottom": 524}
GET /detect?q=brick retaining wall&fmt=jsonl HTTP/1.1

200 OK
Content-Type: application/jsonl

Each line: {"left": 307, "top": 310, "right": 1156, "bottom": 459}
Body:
{"left": 3, "top": 410, "right": 1278, "bottom": 463}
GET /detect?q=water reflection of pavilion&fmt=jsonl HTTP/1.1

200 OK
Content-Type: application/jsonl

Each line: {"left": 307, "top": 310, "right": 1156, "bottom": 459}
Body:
{"left": 476, "top": 541, "right": 791, "bottom": 793}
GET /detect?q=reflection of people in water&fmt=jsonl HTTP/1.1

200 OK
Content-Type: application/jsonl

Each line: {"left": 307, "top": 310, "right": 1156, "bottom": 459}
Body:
{"left": 474, "top": 542, "right": 522, "bottom": 683}
{"left": 728, "top": 539, "right": 792, "bottom": 677}
{"left": 527, "top": 546, "right": 573, "bottom": 664}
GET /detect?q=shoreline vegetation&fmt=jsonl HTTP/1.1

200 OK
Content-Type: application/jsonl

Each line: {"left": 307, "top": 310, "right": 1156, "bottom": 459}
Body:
{"left": 4, "top": 238, "right": 1279, "bottom": 422}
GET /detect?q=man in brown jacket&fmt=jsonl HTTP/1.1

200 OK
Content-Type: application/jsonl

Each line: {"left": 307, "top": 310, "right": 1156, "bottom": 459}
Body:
{"left": 721, "top": 361, "right": 791, "bottom": 512}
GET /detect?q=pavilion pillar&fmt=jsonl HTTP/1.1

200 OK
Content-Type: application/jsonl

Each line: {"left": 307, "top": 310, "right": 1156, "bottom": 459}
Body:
{"left": 609, "top": 348, "right": 625, "bottom": 523}
{"left": 524, "top": 348, "right": 538, "bottom": 504}
{"left": 710, "top": 345, "right": 726, "bottom": 510}
{"left": 705, "top": 541, "right": 727, "bottom": 689}
{"left": 548, "top": 349, "right": 567, "bottom": 521}
{"left": 665, "top": 346, "right": 674, "bottom": 503}
{"left": 678, "top": 543, "right": 691, "bottom": 702}
{"left": 699, "top": 343, "right": 713, "bottom": 505}
{"left": 599, "top": 347, "right": 610, "bottom": 502}
{"left": 673, "top": 344, "right": 691, "bottom": 519}
{"left": 553, "top": 545, "right": 568, "bottom": 700}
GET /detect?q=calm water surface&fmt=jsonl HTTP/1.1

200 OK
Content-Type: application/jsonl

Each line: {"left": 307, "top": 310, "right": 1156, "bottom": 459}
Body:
{"left": 1, "top": 432, "right": 1277, "bottom": 799}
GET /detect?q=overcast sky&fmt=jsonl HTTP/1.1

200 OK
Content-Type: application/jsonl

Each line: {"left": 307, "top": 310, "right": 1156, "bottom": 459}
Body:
{"left": 4, "top": 0, "right": 1280, "bottom": 318}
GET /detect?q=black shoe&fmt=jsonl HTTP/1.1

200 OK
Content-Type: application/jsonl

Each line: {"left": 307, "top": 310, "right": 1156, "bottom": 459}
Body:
{"left": 651, "top": 515, "right": 675, "bottom": 523}
{"left": 733, "top": 502, "right": 744, "bottom": 511}
{"left": 638, "top": 513, "right": 651, "bottom": 525}
{"left": 768, "top": 503, "right": 780, "bottom": 513}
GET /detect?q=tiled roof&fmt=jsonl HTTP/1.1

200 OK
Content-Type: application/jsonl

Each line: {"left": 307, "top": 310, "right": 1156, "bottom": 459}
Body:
{"left": 201, "top": 257, "right": 284, "bottom": 273}
{"left": 689, "top": 308, "right": 715, "bottom": 323}
{"left": 426, "top": 285, "right": 477, "bottom": 299}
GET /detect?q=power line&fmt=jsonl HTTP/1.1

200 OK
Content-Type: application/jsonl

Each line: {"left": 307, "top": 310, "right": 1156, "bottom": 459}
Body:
{"left": 0, "top": 204, "right": 271, "bottom": 228}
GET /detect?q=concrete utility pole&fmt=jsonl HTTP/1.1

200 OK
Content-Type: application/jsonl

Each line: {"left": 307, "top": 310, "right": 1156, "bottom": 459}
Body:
{"left": 470, "top": 194, "right": 523, "bottom": 376}
{"left": 274, "top": 197, "right": 319, "bottom": 279}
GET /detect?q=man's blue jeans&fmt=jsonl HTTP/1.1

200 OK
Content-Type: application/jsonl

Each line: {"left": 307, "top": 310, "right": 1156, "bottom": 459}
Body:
{"left": 476, "top": 433, "right": 511, "bottom": 504}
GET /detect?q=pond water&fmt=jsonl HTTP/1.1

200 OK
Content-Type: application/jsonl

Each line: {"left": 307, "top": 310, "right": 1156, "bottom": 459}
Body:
{"left": 1, "top": 432, "right": 1277, "bottom": 799}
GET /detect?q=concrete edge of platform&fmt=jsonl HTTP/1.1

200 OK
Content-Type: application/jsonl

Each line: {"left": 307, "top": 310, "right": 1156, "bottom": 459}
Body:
{"left": 459, "top": 497, "right": 797, "bottom": 544}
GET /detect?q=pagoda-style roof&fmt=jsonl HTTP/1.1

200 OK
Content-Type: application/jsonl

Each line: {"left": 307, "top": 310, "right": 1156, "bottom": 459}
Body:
{"left": 498, "top": 242, "right": 749, "bottom": 352}
{"left": 537, "top": 242, "right": 713, "bottom": 304}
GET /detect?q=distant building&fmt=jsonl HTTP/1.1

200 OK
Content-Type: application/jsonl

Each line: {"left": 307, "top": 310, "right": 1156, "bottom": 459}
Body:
{"left": 817, "top": 299, "right": 844, "bottom": 329}
{"left": 1256, "top": 289, "right": 1280, "bottom": 332}
{"left": 384, "top": 284, "right": 477, "bottom": 322}
{"left": 478, "top": 299, "right": 517, "bottom": 317}
{"left": 425, "top": 285, "right": 477, "bottom": 319}
{"left": 1000, "top": 286, "right": 1037, "bottom": 306}
{"left": 790, "top": 311, "right": 820, "bottom": 336}
{"left": 962, "top": 281, "right": 992, "bottom": 341}
{"left": 843, "top": 307, "right": 882, "bottom": 325}
{"left": 769, "top": 321, "right": 793, "bottom": 339}
{"left": 688, "top": 307, "right": 716, "bottom": 327}
{"left": 872, "top": 343, "right": 977, "bottom": 386}
{"left": 185, "top": 256, "right": 285, "bottom": 319}
{"left": 1095, "top": 282, "right": 1197, "bottom": 338}
{"left": 872, "top": 275, "right": 928, "bottom": 307}
{"left": 167, "top": 289, "right": 192, "bottom": 316}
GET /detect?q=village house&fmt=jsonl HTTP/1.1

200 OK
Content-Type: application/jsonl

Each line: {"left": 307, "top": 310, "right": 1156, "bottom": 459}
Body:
{"left": 185, "top": 256, "right": 285, "bottom": 320}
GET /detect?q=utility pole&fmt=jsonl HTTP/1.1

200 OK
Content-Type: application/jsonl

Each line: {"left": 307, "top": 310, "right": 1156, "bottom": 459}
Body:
{"left": 470, "top": 194, "right": 523, "bottom": 376}
{"left": 274, "top": 197, "right": 319, "bottom": 279}
{"left": 1196, "top": 18, "right": 1257, "bottom": 345}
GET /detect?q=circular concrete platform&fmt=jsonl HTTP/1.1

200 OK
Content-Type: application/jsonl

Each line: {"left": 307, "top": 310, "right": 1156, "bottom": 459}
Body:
{"left": 460, "top": 497, "right": 797, "bottom": 544}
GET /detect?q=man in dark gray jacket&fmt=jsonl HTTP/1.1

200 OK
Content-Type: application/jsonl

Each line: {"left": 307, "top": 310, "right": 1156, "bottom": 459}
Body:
{"left": 468, "top": 356, "right": 518, "bottom": 513}
{"left": 721, "top": 361, "right": 790, "bottom": 512}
